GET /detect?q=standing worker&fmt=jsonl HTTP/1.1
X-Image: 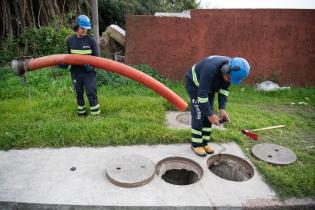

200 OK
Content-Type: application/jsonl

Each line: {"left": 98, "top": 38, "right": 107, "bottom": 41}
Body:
{"left": 59, "top": 15, "right": 100, "bottom": 116}
{"left": 185, "top": 56, "right": 250, "bottom": 157}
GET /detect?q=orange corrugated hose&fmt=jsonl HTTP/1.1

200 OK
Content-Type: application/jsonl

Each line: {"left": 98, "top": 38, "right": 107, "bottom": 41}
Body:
{"left": 26, "top": 54, "right": 188, "bottom": 111}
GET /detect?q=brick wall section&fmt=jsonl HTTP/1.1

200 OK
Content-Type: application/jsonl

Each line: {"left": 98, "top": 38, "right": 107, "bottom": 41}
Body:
{"left": 125, "top": 9, "right": 315, "bottom": 86}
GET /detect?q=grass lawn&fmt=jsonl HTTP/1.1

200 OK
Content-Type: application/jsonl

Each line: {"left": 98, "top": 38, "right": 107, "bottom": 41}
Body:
{"left": 0, "top": 65, "right": 314, "bottom": 199}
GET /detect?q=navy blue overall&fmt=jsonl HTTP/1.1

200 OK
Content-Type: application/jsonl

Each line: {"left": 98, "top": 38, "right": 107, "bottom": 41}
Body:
{"left": 185, "top": 56, "right": 231, "bottom": 147}
{"left": 67, "top": 35, "right": 100, "bottom": 115}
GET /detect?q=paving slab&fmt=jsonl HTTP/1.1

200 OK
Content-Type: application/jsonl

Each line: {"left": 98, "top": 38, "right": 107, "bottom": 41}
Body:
{"left": 0, "top": 143, "right": 313, "bottom": 209}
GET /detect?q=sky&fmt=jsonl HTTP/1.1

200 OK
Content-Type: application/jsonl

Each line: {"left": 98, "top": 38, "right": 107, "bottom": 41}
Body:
{"left": 198, "top": 0, "right": 315, "bottom": 9}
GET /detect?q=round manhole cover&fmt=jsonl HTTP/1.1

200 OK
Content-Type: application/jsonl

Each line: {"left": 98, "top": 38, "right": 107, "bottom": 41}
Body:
{"left": 207, "top": 154, "right": 254, "bottom": 182}
{"left": 106, "top": 155, "right": 155, "bottom": 188}
{"left": 156, "top": 157, "right": 203, "bottom": 185}
{"left": 252, "top": 143, "right": 297, "bottom": 165}
{"left": 176, "top": 113, "right": 191, "bottom": 125}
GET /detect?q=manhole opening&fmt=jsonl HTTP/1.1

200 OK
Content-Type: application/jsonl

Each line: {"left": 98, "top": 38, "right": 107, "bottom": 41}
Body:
{"left": 176, "top": 113, "right": 191, "bottom": 125}
{"left": 162, "top": 169, "right": 198, "bottom": 185}
{"left": 207, "top": 154, "right": 254, "bottom": 182}
{"left": 156, "top": 157, "right": 203, "bottom": 185}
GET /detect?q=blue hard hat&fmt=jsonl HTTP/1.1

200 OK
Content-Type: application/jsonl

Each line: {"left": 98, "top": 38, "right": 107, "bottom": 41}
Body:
{"left": 76, "top": 15, "right": 91, "bottom": 29}
{"left": 229, "top": 57, "right": 250, "bottom": 85}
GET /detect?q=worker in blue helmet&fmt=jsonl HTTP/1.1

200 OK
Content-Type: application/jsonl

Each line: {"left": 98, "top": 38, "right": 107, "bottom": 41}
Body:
{"left": 76, "top": 15, "right": 91, "bottom": 29}
{"left": 59, "top": 15, "right": 100, "bottom": 116}
{"left": 185, "top": 56, "right": 250, "bottom": 157}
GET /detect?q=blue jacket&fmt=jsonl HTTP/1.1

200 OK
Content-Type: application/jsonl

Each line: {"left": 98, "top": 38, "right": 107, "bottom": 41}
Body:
{"left": 186, "top": 55, "right": 231, "bottom": 117}
{"left": 67, "top": 35, "right": 99, "bottom": 72}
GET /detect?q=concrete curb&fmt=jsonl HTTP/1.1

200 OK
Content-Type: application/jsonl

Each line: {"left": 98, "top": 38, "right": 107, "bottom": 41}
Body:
{"left": 1, "top": 199, "right": 315, "bottom": 210}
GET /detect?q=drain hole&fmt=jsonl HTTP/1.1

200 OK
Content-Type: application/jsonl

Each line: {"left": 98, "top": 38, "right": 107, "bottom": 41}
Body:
{"left": 156, "top": 157, "right": 203, "bottom": 186}
{"left": 268, "top": 155, "right": 272, "bottom": 158}
{"left": 274, "top": 149, "right": 279, "bottom": 152}
{"left": 116, "top": 167, "right": 121, "bottom": 170}
{"left": 162, "top": 169, "right": 198, "bottom": 185}
{"left": 207, "top": 154, "right": 254, "bottom": 182}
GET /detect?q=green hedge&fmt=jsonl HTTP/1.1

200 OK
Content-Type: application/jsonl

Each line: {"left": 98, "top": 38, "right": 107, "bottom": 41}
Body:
{"left": 0, "top": 20, "right": 73, "bottom": 65}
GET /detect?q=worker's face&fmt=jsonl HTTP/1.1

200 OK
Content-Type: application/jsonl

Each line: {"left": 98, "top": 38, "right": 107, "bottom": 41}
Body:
{"left": 77, "top": 27, "right": 88, "bottom": 37}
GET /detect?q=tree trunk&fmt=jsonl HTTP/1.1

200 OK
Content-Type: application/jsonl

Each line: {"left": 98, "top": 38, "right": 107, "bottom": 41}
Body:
{"left": 0, "top": 0, "right": 90, "bottom": 39}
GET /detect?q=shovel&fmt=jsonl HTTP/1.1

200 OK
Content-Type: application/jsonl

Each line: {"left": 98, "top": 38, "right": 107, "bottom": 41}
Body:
{"left": 242, "top": 125, "right": 285, "bottom": 140}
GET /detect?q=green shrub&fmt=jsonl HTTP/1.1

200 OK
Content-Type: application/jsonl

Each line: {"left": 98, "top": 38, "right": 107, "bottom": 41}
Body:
{"left": 96, "top": 64, "right": 168, "bottom": 86}
{"left": 21, "top": 22, "right": 74, "bottom": 57}
{"left": 96, "top": 70, "right": 130, "bottom": 86}
{"left": 0, "top": 18, "right": 74, "bottom": 65}
{"left": 134, "top": 64, "right": 167, "bottom": 84}
{"left": 0, "top": 36, "right": 21, "bottom": 65}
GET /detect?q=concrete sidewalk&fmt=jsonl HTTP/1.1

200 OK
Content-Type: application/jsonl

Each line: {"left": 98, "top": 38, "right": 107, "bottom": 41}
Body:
{"left": 0, "top": 143, "right": 314, "bottom": 210}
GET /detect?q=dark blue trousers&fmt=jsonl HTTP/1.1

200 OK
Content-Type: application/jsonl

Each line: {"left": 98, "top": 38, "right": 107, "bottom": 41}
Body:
{"left": 185, "top": 75, "right": 213, "bottom": 147}
{"left": 71, "top": 70, "right": 100, "bottom": 115}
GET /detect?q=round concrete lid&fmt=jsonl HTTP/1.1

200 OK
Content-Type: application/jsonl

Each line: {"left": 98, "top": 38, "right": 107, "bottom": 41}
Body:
{"left": 252, "top": 143, "right": 297, "bottom": 165}
{"left": 176, "top": 113, "right": 191, "bottom": 125}
{"left": 106, "top": 155, "right": 155, "bottom": 188}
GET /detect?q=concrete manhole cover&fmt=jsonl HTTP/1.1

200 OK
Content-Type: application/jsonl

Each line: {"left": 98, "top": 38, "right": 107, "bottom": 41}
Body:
{"left": 176, "top": 113, "right": 191, "bottom": 125}
{"left": 207, "top": 154, "right": 254, "bottom": 182}
{"left": 106, "top": 155, "right": 155, "bottom": 188}
{"left": 252, "top": 143, "right": 297, "bottom": 165}
{"left": 155, "top": 157, "right": 203, "bottom": 185}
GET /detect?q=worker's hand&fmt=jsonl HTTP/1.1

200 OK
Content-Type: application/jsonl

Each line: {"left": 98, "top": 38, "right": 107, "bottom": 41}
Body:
{"left": 219, "top": 109, "right": 230, "bottom": 122}
{"left": 208, "top": 114, "right": 220, "bottom": 126}
{"left": 58, "top": 64, "right": 68, "bottom": 69}
{"left": 84, "top": 64, "right": 94, "bottom": 72}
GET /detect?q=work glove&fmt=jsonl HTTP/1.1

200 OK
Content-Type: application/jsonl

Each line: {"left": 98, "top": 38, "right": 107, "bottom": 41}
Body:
{"left": 58, "top": 64, "right": 68, "bottom": 69}
{"left": 84, "top": 64, "right": 94, "bottom": 72}
{"left": 208, "top": 114, "right": 220, "bottom": 126}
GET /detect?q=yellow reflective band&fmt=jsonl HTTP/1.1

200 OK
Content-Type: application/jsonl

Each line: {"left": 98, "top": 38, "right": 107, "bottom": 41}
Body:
{"left": 219, "top": 89, "right": 229, "bottom": 97}
{"left": 198, "top": 97, "right": 208, "bottom": 103}
{"left": 191, "top": 129, "right": 202, "bottom": 135}
{"left": 77, "top": 105, "right": 85, "bottom": 110}
{"left": 202, "top": 136, "right": 211, "bottom": 140}
{"left": 70, "top": 49, "right": 92, "bottom": 55}
{"left": 77, "top": 110, "right": 86, "bottom": 114}
{"left": 192, "top": 65, "right": 199, "bottom": 87}
{"left": 90, "top": 104, "right": 100, "bottom": 110}
{"left": 90, "top": 109, "right": 101, "bottom": 115}
{"left": 202, "top": 127, "right": 212, "bottom": 132}
{"left": 191, "top": 137, "right": 203, "bottom": 143}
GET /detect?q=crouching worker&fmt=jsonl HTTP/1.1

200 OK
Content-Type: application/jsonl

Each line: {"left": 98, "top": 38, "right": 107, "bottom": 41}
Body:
{"left": 185, "top": 56, "right": 250, "bottom": 157}
{"left": 59, "top": 15, "right": 100, "bottom": 116}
